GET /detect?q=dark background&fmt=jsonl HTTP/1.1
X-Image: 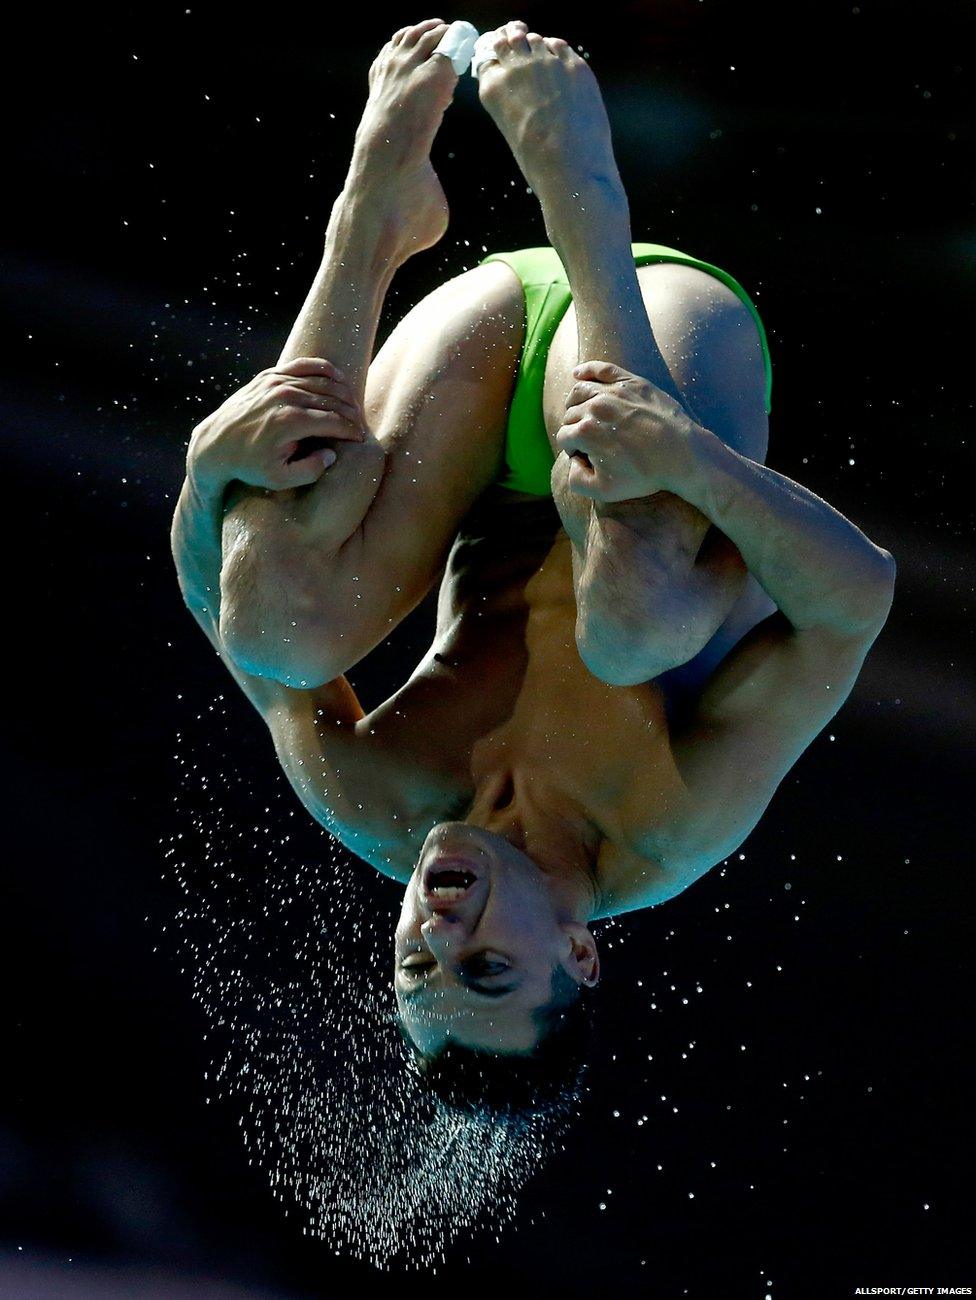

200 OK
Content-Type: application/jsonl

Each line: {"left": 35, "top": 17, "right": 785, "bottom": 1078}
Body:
{"left": 3, "top": 1, "right": 973, "bottom": 1295}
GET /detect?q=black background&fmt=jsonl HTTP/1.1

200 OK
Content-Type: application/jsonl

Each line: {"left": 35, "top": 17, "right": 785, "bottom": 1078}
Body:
{"left": 3, "top": 1, "right": 973, "bottom": 1295}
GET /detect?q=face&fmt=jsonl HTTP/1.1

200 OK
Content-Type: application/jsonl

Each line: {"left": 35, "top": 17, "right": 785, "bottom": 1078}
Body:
{"left": 394, "top": 822, "right": 594, "bottom": 1056}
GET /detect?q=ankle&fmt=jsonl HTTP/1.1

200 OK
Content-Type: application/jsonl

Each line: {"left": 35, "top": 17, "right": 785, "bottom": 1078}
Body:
{"left": 539, "top": 172, "right": 628, "bottom": 225}
{"left": 542, "top": 178, "right": 631, "bottom": 259}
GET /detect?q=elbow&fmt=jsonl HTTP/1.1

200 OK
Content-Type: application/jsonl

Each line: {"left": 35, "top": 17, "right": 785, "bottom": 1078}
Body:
{"left": 847, "top": 546, "right": 897, "bottom": 635}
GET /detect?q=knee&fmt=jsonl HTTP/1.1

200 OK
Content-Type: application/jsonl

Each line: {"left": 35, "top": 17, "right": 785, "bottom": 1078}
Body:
{"left": 575, "top": 536, "right": 746, "bottom": 687}
{"left": 575, "top": 595, "right": 691, "bottom": 686}
{"left": 218, "top": 527, "right": 343, "bottom": 688}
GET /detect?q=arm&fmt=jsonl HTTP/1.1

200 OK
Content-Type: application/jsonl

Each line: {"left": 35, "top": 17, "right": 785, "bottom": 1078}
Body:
{"left": 664, "top": 424, "right": 895, "bottom": 635}
{"left": 171, "top": 423, "right": 383, "bottom": 862}
{"left": 170, "top": 381, "right": 367, "bottom": 721}
{"left": 557, "top": 359, "right": 895, "bottom": 634}
{"left": 555, "top": 362, "right": 896, "bottom": 871}
{"left": 664, "top": 426, "right": 894, "bottom": 864}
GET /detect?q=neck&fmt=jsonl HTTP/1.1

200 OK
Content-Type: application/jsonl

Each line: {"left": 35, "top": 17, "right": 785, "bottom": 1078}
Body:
{"left": 465, "top": 769, "right": 606, "bottom": 921}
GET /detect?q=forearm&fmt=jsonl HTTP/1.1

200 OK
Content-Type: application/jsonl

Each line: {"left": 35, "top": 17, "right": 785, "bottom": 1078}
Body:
{"left": 673, "top": 426, "right": 895, "bottom": 633}
{"left": 170, "top": 464, "right": 231, "bottom": 645}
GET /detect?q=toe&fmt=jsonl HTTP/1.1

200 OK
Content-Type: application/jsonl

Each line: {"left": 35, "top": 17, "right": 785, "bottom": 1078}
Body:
{"left": 486, "top": 30, "right": 511, "bottom": 60}
{"left": 543, "top": 35, "right": 572, "bottom": 58}
{"left": 414, "top": 22, "right": 454, "bottom": 62}
{"left": 502, "top": 21, "right": 531, "bottom": 54}
{"left": 402, "top": 18, "right": 447, "bottom": 45}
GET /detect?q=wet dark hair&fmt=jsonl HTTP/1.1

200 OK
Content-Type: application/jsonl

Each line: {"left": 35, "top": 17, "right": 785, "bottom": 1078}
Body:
{"left": 397, "top": 965, "right": 594, "bottom": 1124}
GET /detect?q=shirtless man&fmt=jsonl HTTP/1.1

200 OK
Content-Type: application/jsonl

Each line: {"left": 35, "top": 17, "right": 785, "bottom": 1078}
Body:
{"left": 171, "top": 20, "right": 895, "bottom": 1067}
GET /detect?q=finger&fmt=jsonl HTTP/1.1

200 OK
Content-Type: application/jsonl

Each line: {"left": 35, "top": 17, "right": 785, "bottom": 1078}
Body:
{"left": 566, "top": 379, "right": 605, "bottom": 405}
{"left": 276, "top": 357, "right": 346, "bottom": 382}
{"left": 572, "top": 360, "right": 632, "bottom": 384}
{"left": 554, "top": 423, "right": 593, "bottom": 458}
{"left": 565, "top": 452, "right": 601, "bottom": 499}
{"left": 275, "top": 447, "right": 337, "bottom": 489}
{"left": 270, "top": 385, "right": 363, "bottom": 427}
{"left": 273, "top": 406, "right": 365, "bottom": 443}
{"left": 270, "top": 375, "right": 361, "bottom": 412}
{"left": 560, "top": 401, "right": 587, "bottom": 426}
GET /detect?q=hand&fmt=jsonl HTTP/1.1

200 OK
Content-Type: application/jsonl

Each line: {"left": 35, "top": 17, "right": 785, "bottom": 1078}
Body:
{"left": 554, "top": 360, "right": 699, "bottom": 502}
{"left": 188, "top": 356, "right": 366, "bottom": 491}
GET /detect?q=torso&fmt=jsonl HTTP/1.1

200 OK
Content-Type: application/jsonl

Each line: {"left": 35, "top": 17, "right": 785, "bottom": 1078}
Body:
{"left": 301, "top": 259, "right": 770, "bottom": 909}
{"left": 338, "top": 486, "right": 702, "bottom": 914}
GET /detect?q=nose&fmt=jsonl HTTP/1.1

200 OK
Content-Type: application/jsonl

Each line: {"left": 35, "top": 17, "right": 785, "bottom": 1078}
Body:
{"left": 421, "top": 914, "right": 467, "bottom": 961}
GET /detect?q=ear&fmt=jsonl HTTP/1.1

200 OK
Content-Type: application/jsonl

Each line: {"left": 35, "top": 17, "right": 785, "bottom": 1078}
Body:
{"left": 563, "top": 922, "right": 601, "bottom": 987}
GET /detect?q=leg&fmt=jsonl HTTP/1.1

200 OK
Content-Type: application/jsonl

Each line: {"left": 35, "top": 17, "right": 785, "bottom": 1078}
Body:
{"left": 478, "top": 25, "right": 771, "bottom": 684}
{"left": 548, "top": 263, "right": 772, "bottom": 685}
{"left": 219, "top": 24, "right": 524, "bottom": 685}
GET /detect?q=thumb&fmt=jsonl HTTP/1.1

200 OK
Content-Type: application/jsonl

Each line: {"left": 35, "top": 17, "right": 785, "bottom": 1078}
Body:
{"left": 277, "top": 447, "right": 337, "bottom": 488}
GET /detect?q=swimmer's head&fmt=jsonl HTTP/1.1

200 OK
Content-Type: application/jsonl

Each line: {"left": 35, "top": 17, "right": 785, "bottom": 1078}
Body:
{"left": 393, "top": 821, "right": 601, "bottom": 1070}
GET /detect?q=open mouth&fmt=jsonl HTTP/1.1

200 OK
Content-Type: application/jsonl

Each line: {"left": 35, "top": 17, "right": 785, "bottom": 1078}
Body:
{"left": 422, "top": 855, "right": 483, "bottom": 902}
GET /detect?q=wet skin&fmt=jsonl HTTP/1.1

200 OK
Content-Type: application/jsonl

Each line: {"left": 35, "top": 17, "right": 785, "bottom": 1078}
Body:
{"left": 394, "top": 821, "right": 599, "bottom": 1055}
{"left": 172, "top": 21, "right": 895, "bottom": 1055}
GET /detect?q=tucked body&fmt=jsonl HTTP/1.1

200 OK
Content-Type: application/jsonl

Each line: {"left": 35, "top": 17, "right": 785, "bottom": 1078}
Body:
{"left": 172, "top": 19, "right": 895, "bottom": 1067}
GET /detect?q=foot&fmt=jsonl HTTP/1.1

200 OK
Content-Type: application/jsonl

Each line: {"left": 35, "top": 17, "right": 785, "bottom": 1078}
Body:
{"left": 476, "top": 22, "right": 623, "bottom": 210}
{"left": 351, "top": 19, "right": 459, "bottom": 259}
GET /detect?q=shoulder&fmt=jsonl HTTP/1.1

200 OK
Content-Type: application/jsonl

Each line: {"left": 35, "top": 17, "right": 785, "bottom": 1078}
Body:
{"left": 593, "top": 831, "right": 718, "bottom": 916}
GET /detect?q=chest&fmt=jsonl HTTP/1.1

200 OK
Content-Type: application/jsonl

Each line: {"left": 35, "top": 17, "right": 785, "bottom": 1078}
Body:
{"left": 361, "top": 536, "right": 686, "bottom": 862}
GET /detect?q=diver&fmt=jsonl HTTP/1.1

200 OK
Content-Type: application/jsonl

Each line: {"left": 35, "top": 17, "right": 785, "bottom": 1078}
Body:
{"left": 171, "top": 20, "right": 895, "bottom": 1097}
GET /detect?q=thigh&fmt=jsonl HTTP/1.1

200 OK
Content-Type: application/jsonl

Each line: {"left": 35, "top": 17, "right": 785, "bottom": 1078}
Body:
{"left": 220, "top": 261, "right": 527, "bottom": 682}
{"left": 546, "top": 259, "right": 775, "bottom": 679}
{"left": 544, "top": 259, "right": 769, "bottom": 460}
{"left": 546, "top": 260, "right": 770, "bottom": 553}
{"left": 358, "top": 259, "right": 526, "bottom": 575}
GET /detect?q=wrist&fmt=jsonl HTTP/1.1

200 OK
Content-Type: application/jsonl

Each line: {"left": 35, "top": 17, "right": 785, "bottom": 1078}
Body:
{"left": 663, "top": 420, "right": 727, "bottom": 501}
{"left": 187, "top": 427, "right": 234, "bottom": 499}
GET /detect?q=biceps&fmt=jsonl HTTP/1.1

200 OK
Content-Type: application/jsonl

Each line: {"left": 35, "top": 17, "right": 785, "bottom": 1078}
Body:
{"left": 670, "top": 617, "right": 876, "bottom": 855}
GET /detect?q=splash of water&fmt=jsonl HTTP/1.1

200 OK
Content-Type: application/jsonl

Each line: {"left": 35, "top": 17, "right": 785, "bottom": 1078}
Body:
{"left": 161, "top": 699, "right": 578, "bottom": 1268}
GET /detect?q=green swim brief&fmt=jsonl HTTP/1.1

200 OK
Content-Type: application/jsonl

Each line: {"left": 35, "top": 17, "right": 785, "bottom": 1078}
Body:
{"left": 479, "top": 242, "right": 773, "bottom": 497}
